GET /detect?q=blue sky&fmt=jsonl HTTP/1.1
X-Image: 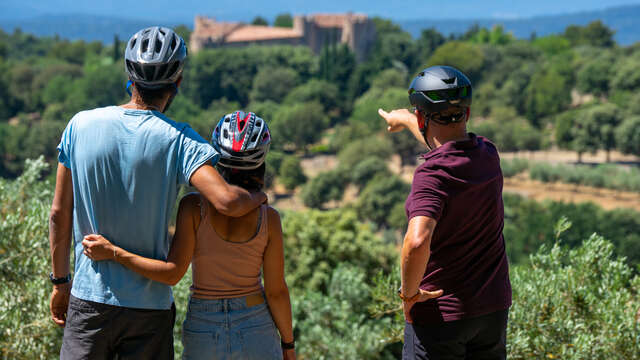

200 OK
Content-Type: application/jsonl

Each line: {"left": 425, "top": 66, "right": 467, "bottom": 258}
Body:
{"left": 3, "top": 0, "right": 640, "bottom": 22}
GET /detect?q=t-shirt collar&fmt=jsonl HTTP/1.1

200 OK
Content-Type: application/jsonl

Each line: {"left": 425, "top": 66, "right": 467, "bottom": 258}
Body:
{"left": 421, "top": 132, "right": 479, "bottom": 160}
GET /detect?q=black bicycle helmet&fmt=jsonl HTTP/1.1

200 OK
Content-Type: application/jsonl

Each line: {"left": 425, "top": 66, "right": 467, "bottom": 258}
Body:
{"left": 409, "top": 65, "right": 472, "bottom": 123}
{"left": 212, "top": 111, "right": 271, "bottom": 170}
{"left": 124, "top": 26, "right": 187, "bottom": 89}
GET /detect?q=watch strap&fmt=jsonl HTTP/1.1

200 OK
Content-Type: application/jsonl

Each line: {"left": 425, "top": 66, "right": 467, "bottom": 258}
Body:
{"left": 49, "top": 272, "right": 71, "bottom": 285}
{"left": 281, "top": 339, "right": 295, "bottom": 350}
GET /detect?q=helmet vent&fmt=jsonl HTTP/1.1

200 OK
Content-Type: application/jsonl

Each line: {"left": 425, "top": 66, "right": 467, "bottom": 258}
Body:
{"left": 251, "top": 134, "right": 259, "bottom": 142}
{"left": 239, "top": 120, "right": 246, "bottom": 130}
{"left": 442, "top": 78, "right": 456, "bottom": 84}
{"left": 223, "top": 129, "right": 229, "bottom": 139}
{"left": 170, "top": 36, "right": 177, "bottom": 52}
{"left": 224, "top": 117, "right": 230, "bottom": 123}
{"left": 155, "top": 39, "right": 162, "bottom": 53}
{"left": 130, "top": 39, "right": 137, "bottom": 49}
{"left": 166, "top": 61, "right": 179, "bottom": 78}
{"left": 141, "top": 39, "right": 149, "bottom": 53}
{"left": 256, "top": 120, "right": 262, "bottom": 126}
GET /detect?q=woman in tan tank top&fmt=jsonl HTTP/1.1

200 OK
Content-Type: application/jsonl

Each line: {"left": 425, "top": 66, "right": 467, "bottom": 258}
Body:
{"left": 82, "top": 112, "right": 295, "bottom": 360}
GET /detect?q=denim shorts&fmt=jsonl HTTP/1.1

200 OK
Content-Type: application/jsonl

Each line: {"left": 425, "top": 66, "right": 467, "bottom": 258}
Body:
{"left": 181, "top": 295, "right": 282, "bottom": 360}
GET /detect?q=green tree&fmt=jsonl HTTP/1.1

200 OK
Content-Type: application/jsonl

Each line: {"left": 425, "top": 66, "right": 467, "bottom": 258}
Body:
{"left": 615, "top": 115, "right": 640, "bottom": 156}
{"left": 524, "top": 66, "right": 571, "bottom": 125}
{"left": 174, "top": 24, "right": 192, "bottom": 47}
{"left": 251, "top": 16, "right": 268, "bottom": 26}
{"left": 349, "top": 87, "right": 407, "bottom": 131}
{"left": 271, "top": 102, "right": 329, "bottom": 151}
{"left": 532, "top": 35, "right": 571, "bottom": 56}
{"left": 611, "top": 56, "right": 640, "bottom": 92}
{"left": 274, "top": 13, "right": 293, "bottom": 28}
{"left": 337, "top": 136, "right": 393, "bottom": 169}
{"left": 278, "top": 155, "right": 307, "bottom": 190}
{"left": 356, "top": 174, "right": 409, "bottom": 228}
{"left": 583, "top": 103, "right": 621, "bottom": 162}
{"left": 250, "top": 66, "right": 299, "bottom": 103}
{"left": 425, "top": 41, "right": 485, "bottom": 81}
{"left": 350, "top": 156, "right": 391, "bottom": 188}
{"left": 576, "top": 54, "right": 613, "bottom": 96}
{"left": 300, "top": 170, "right": 347, "bottom": 209}
{"left": 564, "top": 21, "right": 615, "bottom": 48}
{"left": 416, "top": 28, "right": 445, "bottom": 60}
{"left": 283, "top": 79, "right": 341, "bottom": 122}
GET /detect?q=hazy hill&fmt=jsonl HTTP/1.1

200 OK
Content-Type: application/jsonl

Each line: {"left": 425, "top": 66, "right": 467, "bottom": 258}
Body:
{"left": 1, "top": 4, "right": 640, "bottom": 44}
{"left": 0, "top": 14, "right": 169, "bottom": 43}
{"left": 400, "top": 4, "right": 640, "bottom": 45}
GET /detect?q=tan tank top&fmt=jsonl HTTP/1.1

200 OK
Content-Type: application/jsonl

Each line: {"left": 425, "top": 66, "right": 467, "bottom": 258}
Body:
{"left": 190, "top": 196, "right": 268, "bottom": 299}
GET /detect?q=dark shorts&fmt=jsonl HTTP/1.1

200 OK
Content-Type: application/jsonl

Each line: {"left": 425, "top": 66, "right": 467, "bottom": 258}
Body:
{"left": 403, "top": 309, "right": 508, "bottom": 360}
{"left": 60, "top": 295, "right": 175, "bottom": 360}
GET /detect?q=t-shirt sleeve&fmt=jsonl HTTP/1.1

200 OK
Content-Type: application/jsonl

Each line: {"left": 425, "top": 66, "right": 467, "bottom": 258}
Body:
{"left": 177, "top": 125, "right": 220, "bottom": 185}
{"left": 57, "top": 117, "right": 75, "bottom": 169}
{"left": 406, "top": 165, "right": 448, "bottom": 221}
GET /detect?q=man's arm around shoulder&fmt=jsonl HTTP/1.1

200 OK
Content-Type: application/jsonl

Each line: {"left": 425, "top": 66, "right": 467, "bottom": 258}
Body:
{"left": 190, "top": 164, "right": 266, "bottom": 217}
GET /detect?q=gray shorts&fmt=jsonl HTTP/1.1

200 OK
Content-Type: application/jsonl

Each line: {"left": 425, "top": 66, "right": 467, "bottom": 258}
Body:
{"left": 60, "top": 295, "right": 175, "bottom": 360}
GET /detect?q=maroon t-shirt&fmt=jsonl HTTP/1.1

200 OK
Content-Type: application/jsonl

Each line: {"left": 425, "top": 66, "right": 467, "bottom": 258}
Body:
{"left": 405, "top": 133, "right": 511, "bottom": 324}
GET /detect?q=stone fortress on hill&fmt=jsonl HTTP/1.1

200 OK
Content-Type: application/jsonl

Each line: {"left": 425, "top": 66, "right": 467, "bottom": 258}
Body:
{"left": 189, "top": 13, "right": 377, "bottom": 61}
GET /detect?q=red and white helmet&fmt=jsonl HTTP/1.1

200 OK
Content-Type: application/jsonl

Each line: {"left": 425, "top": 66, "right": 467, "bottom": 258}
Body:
{"left": 212, "top": 111, "right": 271, "bottom": 170}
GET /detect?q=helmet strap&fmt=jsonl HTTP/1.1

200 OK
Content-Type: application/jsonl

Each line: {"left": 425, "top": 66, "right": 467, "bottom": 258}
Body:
{"left": 161, "top": 83, "right": 179, "bottom": 113}
{"left": 126, "top": 80, "right": 133, "bottom": 97}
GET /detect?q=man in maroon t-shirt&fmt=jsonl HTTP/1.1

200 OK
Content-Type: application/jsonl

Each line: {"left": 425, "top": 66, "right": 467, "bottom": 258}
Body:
{"left": 378, "top": 65, "right": 511, "bottom": 360}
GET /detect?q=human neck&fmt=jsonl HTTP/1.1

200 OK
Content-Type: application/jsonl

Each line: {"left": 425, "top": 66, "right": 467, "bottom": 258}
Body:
{"left": 121, "top": 92, "right": 168, "bottom": 112}
{"left": 425, "top": 125, "right": 469, "bottom": 150}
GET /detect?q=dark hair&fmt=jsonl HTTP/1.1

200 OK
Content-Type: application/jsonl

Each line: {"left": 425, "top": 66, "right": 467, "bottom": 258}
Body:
{"left": 134, "top": 83, "right": 176, "bottom": 105}
{"left": 217, "top": 163, "right": 266, "bottom": 192}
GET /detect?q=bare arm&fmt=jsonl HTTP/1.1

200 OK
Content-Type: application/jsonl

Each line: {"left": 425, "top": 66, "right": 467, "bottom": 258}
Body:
{"left": 400, "top": 216, "right": 443, "bottom": 323}
{"left": 263, "top": 207, "right": 294, "bottom": 345}
{"left": 378, "top": 108, "right": 427, "bottom": 146}
{"left": 82, "top": 194, "right": 200, "bottom": 286}
{"left": 49, "top": 163, "right": 74, "bottom": 326}
{"left": 190, "top": 164, "right": 266, "bottom": 217}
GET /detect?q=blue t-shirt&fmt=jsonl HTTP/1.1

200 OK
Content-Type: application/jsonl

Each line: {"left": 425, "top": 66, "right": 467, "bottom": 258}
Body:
{"left": 57, "top": 106, "right": 219, "bottom": 309}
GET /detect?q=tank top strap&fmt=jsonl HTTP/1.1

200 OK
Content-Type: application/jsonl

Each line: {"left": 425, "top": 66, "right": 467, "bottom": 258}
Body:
{"left": 198, "top": 194, "right": 209, "bottom": 228}
{"left": 259, "top": 204, "right": 268, "bottom": 236}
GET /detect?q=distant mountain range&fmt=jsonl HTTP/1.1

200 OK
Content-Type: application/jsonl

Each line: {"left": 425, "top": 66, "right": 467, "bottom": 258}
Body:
{"left": 399, "top": 4, "right": 640, "bottom": 45}
{"left": 1, "top": 4, "right": 639, "bottom": 45}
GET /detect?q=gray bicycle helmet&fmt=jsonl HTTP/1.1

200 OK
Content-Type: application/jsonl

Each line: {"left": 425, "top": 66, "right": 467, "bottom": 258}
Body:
{"left": 409, "top": 65, "right": 472, "bottom": 124}
{"left": 212, "top": 111, "right": 271, "bottom": 170}
{"left": 124, "top": 26, "right": 187, "bottom": 88}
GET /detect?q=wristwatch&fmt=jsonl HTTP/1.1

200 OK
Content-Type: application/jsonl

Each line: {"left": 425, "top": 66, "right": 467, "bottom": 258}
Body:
{"left": 49, "top": 272, "right": 71, "bottom": 285}
{"left": 281, "top": 338, "right": 295, "bottom": 350}
{"left": 397, "top": 287, "right": 419, "bottom": 302}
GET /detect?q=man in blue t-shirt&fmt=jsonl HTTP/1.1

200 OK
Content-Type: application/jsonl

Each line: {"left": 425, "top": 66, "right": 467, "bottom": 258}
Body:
{"left": 48, "top": 27, "right": 267, "bottom": 359}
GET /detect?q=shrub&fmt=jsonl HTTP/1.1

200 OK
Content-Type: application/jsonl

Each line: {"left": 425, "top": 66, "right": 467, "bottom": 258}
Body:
{"left": 500, "top": 158, "right": 529, "bottom": 178}
{"left": 371, "top": 225, "right": 640, "bottom": 360}
{"left": 278, "top": 156, "right": 307, "bottom": 190}
{"left": 300, "top": 170, "right": 348, "bottom": 209}
{"left": 355, "top": 174, "right": 410, "bottom": 228}
{"left": 350, "top": 157, "right": 391, "bottom": 188}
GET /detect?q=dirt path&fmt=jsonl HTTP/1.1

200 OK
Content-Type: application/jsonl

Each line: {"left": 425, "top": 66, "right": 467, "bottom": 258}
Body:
{"left": 500, "top": 149, "right": 639, "bottom": 165}
{"left": 503, "top": 175, "right": 640, "bottom": 212}
{"left": 284, "top": 152, "right": 640, "bottom": 213}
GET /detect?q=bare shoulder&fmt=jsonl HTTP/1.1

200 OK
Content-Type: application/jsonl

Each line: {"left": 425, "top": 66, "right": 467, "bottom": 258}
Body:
{"left": 266, "top": 206, "right": 282, "bottom": 233}
{"left": 266, "top": 205, "right": 281, "bottom": 222}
